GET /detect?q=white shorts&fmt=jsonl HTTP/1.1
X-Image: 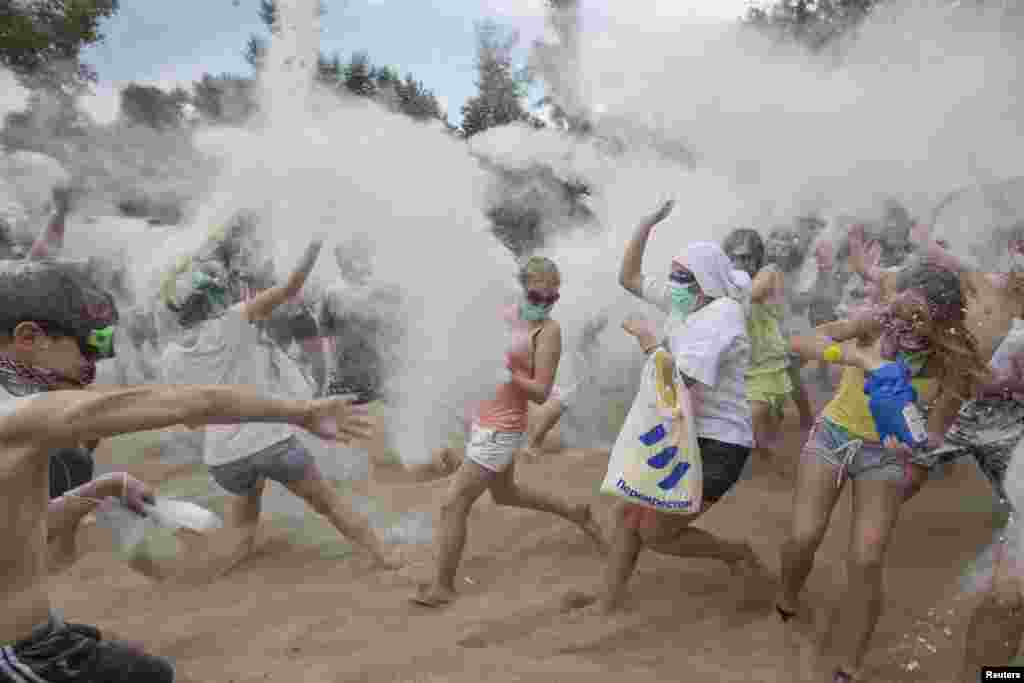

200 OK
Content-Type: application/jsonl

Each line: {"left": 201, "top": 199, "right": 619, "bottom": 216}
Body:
{"left": 465, "top": 424, "right": 526, "bottom": 473}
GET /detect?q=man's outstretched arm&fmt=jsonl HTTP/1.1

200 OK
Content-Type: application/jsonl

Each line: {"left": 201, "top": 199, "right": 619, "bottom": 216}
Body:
{"left": 4, "top": 384, "right": 372, "bottom": 452}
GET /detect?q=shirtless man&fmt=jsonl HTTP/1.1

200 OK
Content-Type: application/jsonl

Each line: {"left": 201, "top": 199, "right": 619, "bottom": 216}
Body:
{"left": 917, "top": 236, "right": 1024, "bottom": 680}
{"left": 858, "top": 226, "right": 1024, "bottom": 678}
{"left": 0, "top": 259, "right": 373, "bottom": 681}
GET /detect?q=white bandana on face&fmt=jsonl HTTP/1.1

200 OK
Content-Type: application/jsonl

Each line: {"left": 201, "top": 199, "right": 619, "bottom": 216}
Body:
{"left": 674, "top": 241, "right": 752, "bottom": 311}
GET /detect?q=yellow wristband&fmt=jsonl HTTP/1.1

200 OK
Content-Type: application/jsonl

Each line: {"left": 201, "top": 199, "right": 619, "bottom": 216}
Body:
{"left": 823, "top": 343, "right": 842, "bottom": 363}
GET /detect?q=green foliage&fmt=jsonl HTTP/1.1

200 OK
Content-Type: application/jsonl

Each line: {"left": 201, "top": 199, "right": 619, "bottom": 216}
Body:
{"left": 396, "top": 74, "right": 444, "bottom": 122}
{"left": 240, "top": 0, "right": 444, "bottom": 124}
{"left": 343, "top": 51, "right": 377, "bottom": 97}
{"left": 119, "top": 83, "right": 190, "bottom": 129}
{"left": 259, "top": 0, "right": 277, "bottom": 32}
{"left": 243, "top": 34, "right": 267, "bottom": 70}
{"left": 317, "top": 53, "right": 342, "bottom": 86}
{"left": 460, "top": 20, "right": 533, "bottom": 138}
{"left": 191, "top": 73, "right": 257, "bottom": 125}
{"left": 0, "top": 0, "right": 119, "bottom": 93}
{"left": 744, "top": 0, "right": 880, "bottom": 50}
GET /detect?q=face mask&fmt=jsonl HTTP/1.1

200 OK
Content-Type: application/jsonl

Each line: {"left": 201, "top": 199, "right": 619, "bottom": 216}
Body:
{"left": 668, "top": 282, "right": 698, "bottom": 319}
{"left": 520, "top": 300, "right": 554, "bottom": 322}
{"left": 192, "top": 271, "right": 228, "bottom": 310}
{"left": 0, "top": 355, "right": 74, "bottom": 395}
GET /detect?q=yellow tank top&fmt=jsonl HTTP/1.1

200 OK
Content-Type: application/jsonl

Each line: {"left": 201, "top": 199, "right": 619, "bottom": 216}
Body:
{"left": 822, "top": 365, "right": 936, "bottom": 441}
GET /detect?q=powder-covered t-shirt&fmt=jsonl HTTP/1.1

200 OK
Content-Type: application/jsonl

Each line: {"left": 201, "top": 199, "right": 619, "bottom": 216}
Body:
{"left": 641, "top": 275, "right": 754, "bottom": 448}
{"left": 160, "top": 305, "right": 312, "bottom": 467}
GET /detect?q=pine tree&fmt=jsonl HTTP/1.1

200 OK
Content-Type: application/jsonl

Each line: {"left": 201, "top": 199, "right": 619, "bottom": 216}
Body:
{"left": 744, "top": 0, "right": 879, "bottom": 50}
{"left": 0, "top": 0, "right": 120, "bottom": 94}
{"left": 343, "top": 52, "right": 377, "bottom": 97}
{"left": 460, "top": 21, "right": 532, "bottom": 138}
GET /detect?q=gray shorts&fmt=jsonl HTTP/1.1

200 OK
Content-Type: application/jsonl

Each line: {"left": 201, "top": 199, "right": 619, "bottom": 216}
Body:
{"left": 804, "top": 419, "right": 906, "bottom": 485}
{"left": 209, "top": 436, "right": 317, "bottom": 496}
{"left": 919, "top": 397, "right": 1024, "bottom": 505}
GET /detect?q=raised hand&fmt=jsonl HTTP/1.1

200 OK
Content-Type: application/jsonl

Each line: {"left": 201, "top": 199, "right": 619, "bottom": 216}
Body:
{"left": 909, "top": 221, "right": 934, "bottom": 246}
{"left": 648, "top": 200, "right": 676, "bottom": 226}
{"left": 622, "top": 315, "right": 656, "bottom": 340}
{"left": 51, "top": 184, "right": 79, "bottom": 215}
{"left": 866, "top": 240, "right": 882, "bottom": 269}
{"left": 882, "top": 434, "right": 913, "bottom": 456}
{"left": 302, "top": 396, "right": 375, "bottom": 443}
{"left": 91, "top": 473, "right": 155, "bottom": 516}
{"left": 814, "top": 239, "right": 835, "bottom": 272}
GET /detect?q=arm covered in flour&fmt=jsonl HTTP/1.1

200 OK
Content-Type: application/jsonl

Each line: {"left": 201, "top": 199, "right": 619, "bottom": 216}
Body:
{"left": 243, "top": 238, "right": 323, "bottom": 322}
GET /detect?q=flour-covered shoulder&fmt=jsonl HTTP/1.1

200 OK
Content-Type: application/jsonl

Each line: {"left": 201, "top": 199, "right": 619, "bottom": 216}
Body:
{"left": 701, "top": 298, "right": 749, "bottom": 341}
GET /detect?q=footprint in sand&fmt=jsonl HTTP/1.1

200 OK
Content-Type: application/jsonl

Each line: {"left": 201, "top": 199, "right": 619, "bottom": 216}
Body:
{"left": 456, "top": 591, "right": 611, "bottom": 652}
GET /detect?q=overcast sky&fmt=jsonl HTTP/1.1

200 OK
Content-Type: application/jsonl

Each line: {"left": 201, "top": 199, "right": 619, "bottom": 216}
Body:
{"left": 80, "top": 0, "right": 754, "bottom": 124}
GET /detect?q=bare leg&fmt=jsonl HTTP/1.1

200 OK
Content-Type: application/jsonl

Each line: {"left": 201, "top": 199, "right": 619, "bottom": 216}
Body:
{"left": 961, "top": 541, "right": 1024, "bottom": 680}
{"left": 489, "top": 461, "right": 607, "bottom": 554}
{"left": 827, "top": 478, "right": 904, "bottom": 678}
{"left": 645, "top": 514, "right": 758, "bottom": 572}
{"left": 778, "top": 443, "right": 844, "bottom": 617}
{"left": 751, "top": 400, "right": 786, "bottom": 478}
{"left": 285, "top": 471, "right": 401, "bottom": 569}
{"left": 415, "top": 459, "right": 493, "bottom": 606}
{"left": 360, "top": 404, "right": 392, "bottom": 467}
{"left": 594, "top": 502, "right": 644, "bottom": 614}
{"left": 787, "top": 363, "right": 815, "bottom": 429}
{"left": 166, "top": 479, "right": 265, "bottom": 582}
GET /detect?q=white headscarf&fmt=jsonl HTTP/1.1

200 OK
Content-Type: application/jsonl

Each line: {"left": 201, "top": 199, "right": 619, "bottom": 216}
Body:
{"left": 673, "top": 241, "right": 751, "bottom": 311}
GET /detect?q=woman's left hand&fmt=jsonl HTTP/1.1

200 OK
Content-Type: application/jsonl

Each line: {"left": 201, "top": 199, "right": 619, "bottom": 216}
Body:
{"left": 882, "top": 435, "right": 913, "bottom": 456}
{"left": 622, "top": 316, "right": 656, "bottom": 340}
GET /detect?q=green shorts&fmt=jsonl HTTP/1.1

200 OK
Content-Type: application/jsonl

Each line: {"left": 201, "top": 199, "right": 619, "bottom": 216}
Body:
{"left": 746, "top": 368, "right": 793, "bottom": 419}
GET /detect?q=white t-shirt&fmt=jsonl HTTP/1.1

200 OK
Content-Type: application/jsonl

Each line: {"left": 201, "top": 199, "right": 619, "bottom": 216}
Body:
{"left": 641, "top": 276, "right": 754, "bottom": 447}
{"left": 160, "top": 305, "right": 312, "bottom": 467}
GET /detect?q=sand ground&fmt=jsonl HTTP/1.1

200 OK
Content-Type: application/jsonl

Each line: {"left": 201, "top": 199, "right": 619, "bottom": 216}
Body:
{"left": 52, "top": 389, "right": 1010, "bottom": 683}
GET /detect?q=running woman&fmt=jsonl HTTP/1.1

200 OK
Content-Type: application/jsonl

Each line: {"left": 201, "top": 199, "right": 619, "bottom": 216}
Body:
{"left": 778, "top": 263, "right": 987, "bottom": 683}
{"left": 566, "top": 203, "right": 764, "bottom": 616}
{"left": 412, "top": 256, "right": 607, "bottom": 608}
{"left": 723, "top": 228, "right": 793, "bottom": 474}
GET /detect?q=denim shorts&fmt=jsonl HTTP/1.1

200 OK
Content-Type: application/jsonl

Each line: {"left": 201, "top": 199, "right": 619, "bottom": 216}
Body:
{"left": 803, "top": 418, "right": 906, "bottom": 486}
{"left": 209, "top": 436, "right": 317, "bottom": 496}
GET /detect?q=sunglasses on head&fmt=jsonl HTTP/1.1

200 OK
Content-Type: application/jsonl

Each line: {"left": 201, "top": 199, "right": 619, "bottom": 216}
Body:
{"left": 526, "top": 290, "right": 560, "bottom": 307}
{"left": 669, "top": 270, "right": 696, "bottom": 285}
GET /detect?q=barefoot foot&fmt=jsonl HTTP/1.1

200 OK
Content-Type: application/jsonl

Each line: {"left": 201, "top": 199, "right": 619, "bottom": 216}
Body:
{"left": 411, "top": 583, "right": 456, "bottom": 608}
{"left": 729, "top": 542, "right": 771, "bottom": 581}
{"left": 518, "top": 444, "right": 544, "bottom": 463}
{"left": 560, "top": 590, "right": 597, "bottom": 612}
{"left": 373, "top": 546, "right": 406, "bottom": 571}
